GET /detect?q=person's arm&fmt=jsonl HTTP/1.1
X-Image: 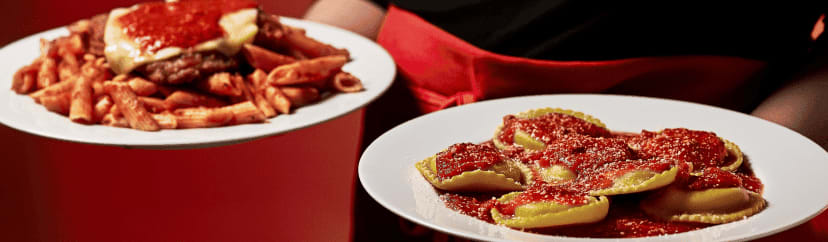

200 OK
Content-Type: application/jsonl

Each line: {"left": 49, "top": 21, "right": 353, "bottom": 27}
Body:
{"left": 751, "top": 48, "right": 828, "bottom": 149}
{"left": 303, "top": 0, "right": 386, "bottom": 39}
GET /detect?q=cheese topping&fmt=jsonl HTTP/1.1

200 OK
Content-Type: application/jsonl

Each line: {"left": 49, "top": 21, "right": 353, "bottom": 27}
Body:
{"left": 104, "top": 5, "right": 258, "bottom": 74}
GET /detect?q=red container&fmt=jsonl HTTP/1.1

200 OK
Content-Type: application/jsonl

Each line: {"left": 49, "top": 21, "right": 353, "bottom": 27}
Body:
{"left": 1, "top": 109, "right": 364, "bottom": 241}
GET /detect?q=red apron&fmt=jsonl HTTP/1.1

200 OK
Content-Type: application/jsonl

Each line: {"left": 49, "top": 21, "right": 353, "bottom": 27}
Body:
{"left": 375, "top": 5, "right": 828, "bottom": 241}
{"left": 377, "top": 6, "right": 771, "bottom": 113}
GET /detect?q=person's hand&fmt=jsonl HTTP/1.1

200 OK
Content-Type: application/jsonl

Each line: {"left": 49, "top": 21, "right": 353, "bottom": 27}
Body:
{"left": 752, "top": 54, "right": 828, "bottom": 150}
{"left": 303, "top": 0, "right": 385, "bottom": 39}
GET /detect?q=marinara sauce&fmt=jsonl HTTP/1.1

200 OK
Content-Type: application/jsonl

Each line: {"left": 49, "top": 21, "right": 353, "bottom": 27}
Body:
{"left": 437, "top": 136, "right": 760, "bottom": 238}
{"left": 634, "top": 128, "right": 727, "bottom": 170}
{"left": 495, "top": 184, "right": 592, "bottom": 216}
{"left": 528, "top": 136, "right": 634, "bottom": 171}
{"left": 435, "top": 143, "right": 504, "bottom": 180}
{"left": 117, "top": 0, "right": 257, "bottom": 53}
{"left": 498, "top": 113, "right": 611, "bottom": 145}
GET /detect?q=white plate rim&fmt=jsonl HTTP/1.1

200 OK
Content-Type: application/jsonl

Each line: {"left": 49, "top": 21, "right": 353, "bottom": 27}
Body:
{"left": 0, "top": 17, "right": 395, "bottom": 149}
{"left": 358, "top": 94, "right": 828, "bottom": 241}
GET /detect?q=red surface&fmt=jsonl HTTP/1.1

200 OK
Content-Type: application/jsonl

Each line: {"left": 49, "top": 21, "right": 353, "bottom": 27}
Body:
{"left": 377, "top": 5, "right": 828, "bottom": 241}
{"left": 0, "top": 109, "right": 363, "bottom": 241}
{"left": 0, "top": 0, "right": 364, "bottom": 241}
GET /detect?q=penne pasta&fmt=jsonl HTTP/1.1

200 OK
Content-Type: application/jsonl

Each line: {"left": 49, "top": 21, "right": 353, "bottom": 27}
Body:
{"left": 331, "top": 71, "right": 364, "bottom": 93}
{"left": 286, "top": 48, "right": 309, "bottom": 60}
{"left": 173, "top": 107, "right": 234, "bottom": 129}
{"left": 231, "top": 75, "right": 254, "bottom": 103}
{"left": 29, "top": 79, "right": 77, "bottom": 102}
{"left": 247, "top": 69, "right": 268, "bottom": 89}
{"left": 40, "top": 93, "right": 71, "bottom": 115}
{"left": 82, "top": 54, "right": 95, "bottom": 62}
{"left": 126, "top": 76, "right": 158, "bottom": 96}
{"left": 37, "top": 57, "right": 58, "bottom": 89}
{"left": 156, "top": 85, "right": 181, "bottom": 97}
{"left": 82, "top": 60, "right": 109, "bottom": 99}
{"left": 280, "top": 86, "right": 320, "bottom": 107}
{"left": 152, "top": 111, "right": 178, "bottom": 129}
{"left": 164, "top": 90, "right": 228, "bottom": 109}
{"left": 241, "top": 44, "right": 296, "bottom": 72}
{"left": 266, "top": 55, "right": 347, "bottom": 87}
{"left": 281, "top": 25, "right": 350, "bottom": 58}
{"left": 20, "top": 72, "right": 37, "bottom": 94}
{"left": 222, "top": 101, "right": 266, "bottom": 125}
{"left": 109, "top": 103, "right": 120, "bottom": 117}
{"left": 200, "top": 72, "right": 242, "bottom": 97}
{"left": 58, "top": 53, "right": 81, "bottom": 82}
{"left": 89, "top": 57, "right": 112, "bottom": 81}
{"left": 103, "top": 82, "right": 160, "bottom": 131}
{"left": 56, "top": 34, "right": 85, "bottom": 56}
{"left": 138, "top": 96, "right": 168, "bottom": 113}
{"left": 264, "top": 86, "right": 291, "bottom": 114}
{"left": 247, "top": 81, "right": 276, "bottom": 118}
{"left": 39, "top": 38, "right": 58, "bottom": 59}
{"left": 101, "top": 113, "right": 129, "bottom": 128}
{"left": 112, "top": 74, "right": 129, "bottom": 83}
{"left": 93, "top": 95, "right": 113, "bottom": 123}
{"left": 68, "top": 74, "right": 94, "bottom": 124}
{"left": 91, "top": 80, "right": 105, "bottom": 99}
{"left": 12, "top": 62, "right": 40, "bottom": 94}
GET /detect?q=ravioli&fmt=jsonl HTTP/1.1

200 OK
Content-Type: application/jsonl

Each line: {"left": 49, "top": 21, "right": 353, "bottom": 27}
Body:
{"left": 719, "top": 138, "right": 744, "bottom": 172}
{"left": 640, "top": 186, "right": 766, "bottom": 224}
{"left": 415, "top": 143, "right": 532, "bottom": 191}
{"left": 630, "top": 128, "right": 737, "bottom": 174}
{"left": 493, "top": 108, "right": 609, "bottom": 151}
{"left": 526, "top": 136, "right": 635, "bottom": 183}
{"left": 536, "top": 165, "right": 576, "bottom": 184}
{"left": 572, "top": 158, "right": 681, "bottom": 196}
{"left": 491, "top": 189, "right": 610, "bottom": 229}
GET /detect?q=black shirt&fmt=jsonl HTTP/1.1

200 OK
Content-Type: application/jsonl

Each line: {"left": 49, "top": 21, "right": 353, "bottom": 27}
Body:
{"left": 372, "top": 0, "right": 827, "bottom": 62}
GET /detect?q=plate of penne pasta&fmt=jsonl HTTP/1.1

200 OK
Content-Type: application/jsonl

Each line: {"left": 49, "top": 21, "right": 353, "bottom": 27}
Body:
{"left": 0, "top": 11, "right": 395, "bottom": 149}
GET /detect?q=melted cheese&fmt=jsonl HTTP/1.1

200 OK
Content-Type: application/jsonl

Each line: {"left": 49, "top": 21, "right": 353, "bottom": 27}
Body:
{"left": 104, "top": 7, "right": 258, "bottom": 74}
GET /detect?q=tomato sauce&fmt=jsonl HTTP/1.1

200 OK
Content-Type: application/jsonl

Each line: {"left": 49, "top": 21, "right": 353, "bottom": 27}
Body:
{"left": 738, "top": 173, "right": 764, "bottom": 194}
{"left": 570, "top": 158, "right": 675, "bottom": 193}
{"left": 685, "top": 167, "right": 743, "bottom": 190}
{"left": 440, "top": 193, "right": 497, "bottom": 223}
{"left": 117, "top": 0, "right": 258, "bottom": 53}
{"left": 495, "top": 184, "right": 591, "bottom": 216}
{"left": 497, "top": 113, "right": 611, "bottom": 145}
{"left": 530, "top": 195, "right": 708, "bottom": 238}
{"left": 634, "top": 128, "right": 727, "bottom": 170}
{"left": 435, "top": 143, "right": 504, "bottom": 180}
{"left": 436, "top": 121, "right": 762, "bottom": 238}
{"left": 528, "top": 136, "right": 634, "bottom": 171}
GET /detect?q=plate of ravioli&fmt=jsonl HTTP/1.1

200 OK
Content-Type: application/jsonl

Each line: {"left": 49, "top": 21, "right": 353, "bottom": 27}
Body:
{"left": 359, "top": 94, "right": 828, "bottom": 241}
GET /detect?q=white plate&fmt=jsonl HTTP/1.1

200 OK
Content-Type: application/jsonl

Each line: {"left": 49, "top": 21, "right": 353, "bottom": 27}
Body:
{"left": 0, "top": 17, "right": 395, "bottom": 149}
{"left": 359, "top": 94, "right": 828, "bottom": 241}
